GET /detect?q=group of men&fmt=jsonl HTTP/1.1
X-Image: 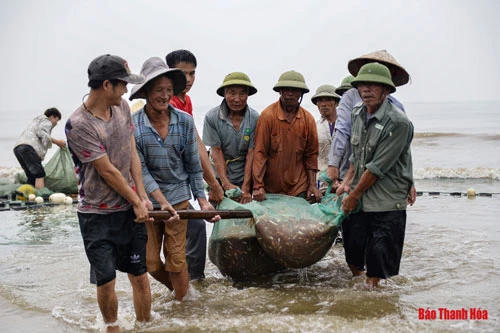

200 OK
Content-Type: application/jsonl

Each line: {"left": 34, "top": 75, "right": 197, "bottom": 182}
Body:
{"left": 62, "top": 49, "right": 415, "bottom": 331}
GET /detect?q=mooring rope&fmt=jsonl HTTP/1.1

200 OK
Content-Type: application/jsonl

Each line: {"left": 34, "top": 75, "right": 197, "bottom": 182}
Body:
{"left": 417, "top": 191, "right": 499, "bottom": 197}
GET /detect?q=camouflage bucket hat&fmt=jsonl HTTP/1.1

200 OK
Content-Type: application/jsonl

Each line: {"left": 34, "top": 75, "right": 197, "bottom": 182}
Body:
{"left": 350, "top": 62, "right": 396, "bottom": 93}
{"left": 311, "top": 84, "right": 341, "bottom": 105}
{"left": 348, "top": 50, "right": 409, "bottom": 86}
{"left": 216, "top": 72, "right": 257, "bottom": 97}
{"left": 335, "top": 75, "right": 355, "bottom": 96}
{"left": 273, "top": 70, "right": 309, "bottom": 93}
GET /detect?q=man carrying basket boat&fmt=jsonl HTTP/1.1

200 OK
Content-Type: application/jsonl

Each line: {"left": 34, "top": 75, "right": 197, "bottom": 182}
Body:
{"left": 338, "top": 62, "right": 414, "bottom": 288}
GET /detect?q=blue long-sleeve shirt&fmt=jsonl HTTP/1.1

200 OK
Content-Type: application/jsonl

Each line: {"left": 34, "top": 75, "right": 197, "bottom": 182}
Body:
{"left": 132, "top": 106, "right": 206, "bottom": 207}
{"left": 327, "top": 88, "right": 405, "bottom": 178}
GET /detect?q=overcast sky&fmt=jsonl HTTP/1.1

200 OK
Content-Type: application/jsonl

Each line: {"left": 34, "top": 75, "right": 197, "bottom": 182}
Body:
{"left": 1, "top": 0, "right": 499, "bottom": 115}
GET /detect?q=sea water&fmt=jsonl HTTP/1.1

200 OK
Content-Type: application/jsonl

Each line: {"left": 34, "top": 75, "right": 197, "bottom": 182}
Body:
{"left": 0, "top": 100, "right": 498, "bottom": 332}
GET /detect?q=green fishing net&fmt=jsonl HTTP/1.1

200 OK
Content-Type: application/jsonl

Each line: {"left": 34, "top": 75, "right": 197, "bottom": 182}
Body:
{"left": 15, "top": 148, "right": 78, "bottom": 194}
{"left": 224, "top": 187, "right": 243, "bottom": 199}
{"left": 0, "top": 178, "right": 19, "bottom": 199}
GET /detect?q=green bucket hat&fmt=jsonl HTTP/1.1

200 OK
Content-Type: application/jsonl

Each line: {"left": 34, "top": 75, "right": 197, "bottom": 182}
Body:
{"left": 311, "top": 84, "right": 341, "bottom": 105}
{"left": 273, "top": 70, "right": 309, "bottom": 93}
{"left": 350, "top": 62, "right": 396, "bottom": 93}
{"left": 335, "top": 75, "right": 355, "bottom": 96}
{"left": 216, "top": 72, "right": 257, "bottom": 97}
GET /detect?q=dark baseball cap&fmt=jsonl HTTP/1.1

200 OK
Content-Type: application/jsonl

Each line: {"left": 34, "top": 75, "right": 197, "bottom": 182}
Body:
{"left": 87, "top": 54, "right": 145, "bottom": 84}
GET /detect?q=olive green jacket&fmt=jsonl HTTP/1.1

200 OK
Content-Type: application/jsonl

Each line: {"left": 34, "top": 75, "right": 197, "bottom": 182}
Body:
{"left": 350, "top": 99, "right": 414, "bottom": 212}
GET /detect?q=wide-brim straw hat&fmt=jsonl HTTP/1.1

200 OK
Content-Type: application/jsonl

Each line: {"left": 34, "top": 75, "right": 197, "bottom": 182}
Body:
{"left": 129, "top": 57, "right": 186, "bottom": 101}
{"left": 347, "top": 50, "right": 409, "bottom": 86}
{"left": 311, "top": 84, "right": 341, "bottom": 105}
{"left": 216, "top": 72, "right": 257, "bottom": 97}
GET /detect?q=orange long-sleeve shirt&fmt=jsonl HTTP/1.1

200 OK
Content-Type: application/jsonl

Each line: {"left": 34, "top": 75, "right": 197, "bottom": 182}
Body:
{"left": 253, "top": 101, "right": 319, "bottom": 196}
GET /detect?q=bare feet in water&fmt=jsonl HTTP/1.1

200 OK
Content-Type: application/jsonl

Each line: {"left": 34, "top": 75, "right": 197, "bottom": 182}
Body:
{"left": 365, "top": 277, "right": 381, "bottom": 289}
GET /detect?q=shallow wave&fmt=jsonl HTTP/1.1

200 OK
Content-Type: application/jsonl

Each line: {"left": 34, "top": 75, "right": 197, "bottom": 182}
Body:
{"left": 414, "top": 132, "right": 500, "bottom": 140}
{"left": 414, "top": 167, "right": 500, "bottom": 180}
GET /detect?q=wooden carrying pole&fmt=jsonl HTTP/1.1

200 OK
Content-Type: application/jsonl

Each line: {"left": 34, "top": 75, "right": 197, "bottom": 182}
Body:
{"left": 148, "top": 209, "right": 253, "bottom": 221}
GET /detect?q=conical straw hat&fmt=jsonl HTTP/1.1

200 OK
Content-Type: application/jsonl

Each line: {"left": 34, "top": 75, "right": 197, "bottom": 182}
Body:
{"left": 347, "top": 50, "right": 410, "bottom": 86}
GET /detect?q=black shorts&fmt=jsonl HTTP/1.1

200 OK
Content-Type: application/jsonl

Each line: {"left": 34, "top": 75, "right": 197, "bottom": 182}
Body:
{"left": 13, "top": 144, "right": 45, "bottom": 185}
{"left": 78, "top": 209, "right": 148, "bottom": 286}
{"left": 342, "top": 210, "right": 406, "bottom": 279}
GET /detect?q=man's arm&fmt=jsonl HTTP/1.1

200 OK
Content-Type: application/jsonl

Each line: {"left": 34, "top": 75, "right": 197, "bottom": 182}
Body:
{"left": 130, "top": 136, "right": 151, "bottom": 206}
{"left": 196, "top": 130, "right": 224, "bottom": 204}
{"left": 408, "top": 185, "right": 417, "bottom": 206}
{"left": 327, "top": 88, "right": 358, "bottom": 181}
{"left": 39, "top": 120, "right": 54, "bottom": 149}
{"left": 342, "top": 169, "right": 377, "bottom": 214}
{"left": 304, "top": 113, "right": 322, "bottom": 202}
{"left": 252, "top": 115, "right": 270, "bottom": 201}
{"left": 210, "top": 146, "right": 235, "bottom": 191}
{"left": 148, "top": 188, "right": 179, "bottom": 223}
{"left": 193, "top": 133, "right": 221, "bottom": 221}
{"left": 239, "top": 148, "right": 254, "bottom": 204}
{"left": 336, "top": 163, "right": 354, "bottom": 196}
{"left": 51, "top": 137, "right": 67, "bottom": 148}
{"left": 306, "top": 169, "right": 322, "bottom": 203}
{"left": 91, "top": 152, "right": 151, "bottom": 222}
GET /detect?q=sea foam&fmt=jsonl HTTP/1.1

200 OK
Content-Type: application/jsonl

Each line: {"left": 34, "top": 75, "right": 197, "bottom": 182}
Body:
{"left": 413, "top": 167, "right": 500, "bottom": 180}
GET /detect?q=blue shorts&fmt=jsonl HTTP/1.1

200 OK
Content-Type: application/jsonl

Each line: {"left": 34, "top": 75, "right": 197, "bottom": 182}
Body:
{"left": 78, "top": 209, "right": 148, "bottom": 286}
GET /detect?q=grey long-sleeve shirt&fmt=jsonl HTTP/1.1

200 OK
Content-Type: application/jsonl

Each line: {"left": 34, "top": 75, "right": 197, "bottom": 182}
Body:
{"left": 15, "top": 115, "right": 54, "bottom": 160}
